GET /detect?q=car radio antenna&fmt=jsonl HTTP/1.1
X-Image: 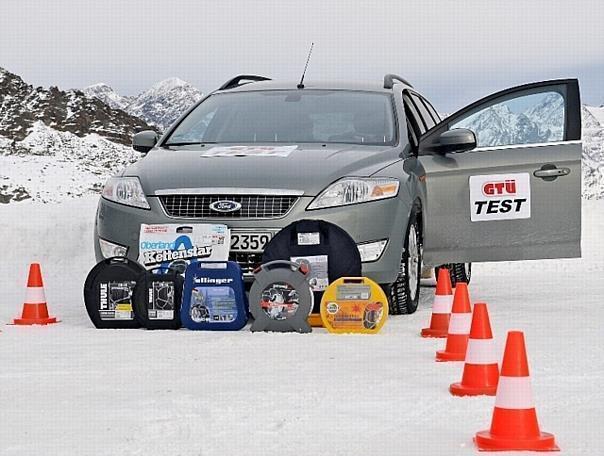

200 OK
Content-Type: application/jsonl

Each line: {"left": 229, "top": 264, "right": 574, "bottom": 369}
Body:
{"left": 297, "top": 42, "right": 314, "bottom": 89}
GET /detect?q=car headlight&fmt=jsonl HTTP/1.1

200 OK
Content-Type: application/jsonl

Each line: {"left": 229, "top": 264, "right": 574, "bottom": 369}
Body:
{"left": 307, "top": 178, "right": 399, "bottom": 210}
{"left": 101, "top": 177, "right": 150, "bottom": 209}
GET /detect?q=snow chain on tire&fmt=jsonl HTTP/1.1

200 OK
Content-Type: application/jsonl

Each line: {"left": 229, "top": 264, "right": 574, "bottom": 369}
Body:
{"left": 437, "top": 263, "right": 471, "bottom": 287}
{"left": 388, "top": 210, "right": 422, "bottom": 315}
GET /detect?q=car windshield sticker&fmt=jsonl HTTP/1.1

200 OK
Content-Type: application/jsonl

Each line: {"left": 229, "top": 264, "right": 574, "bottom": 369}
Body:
{"left": 469, "top": 173, "right": 531, "bottom": 222}
{"left": 200, "top": 145, "right": 297, "bottom": 158}
{"left": 138, "top": 224, "right": 230, "bottom": 270}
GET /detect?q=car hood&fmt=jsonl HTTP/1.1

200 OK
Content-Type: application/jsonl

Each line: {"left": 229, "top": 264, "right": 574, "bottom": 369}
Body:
{"left": 126, "top": 144, "right": 402, "bottom": 196}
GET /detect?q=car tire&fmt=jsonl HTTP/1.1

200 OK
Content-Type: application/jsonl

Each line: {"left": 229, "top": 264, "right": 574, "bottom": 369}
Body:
{"left": 436, "top": 263, "right": 472, "bottom": 287}
{"left": 386, "top": 210, "right": 422, "bottom": 315}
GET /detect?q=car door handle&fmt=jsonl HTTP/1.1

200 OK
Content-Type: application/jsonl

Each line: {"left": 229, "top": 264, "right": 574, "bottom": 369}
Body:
{"left": 533, "top": 166, "right": 570, "bottom": 181}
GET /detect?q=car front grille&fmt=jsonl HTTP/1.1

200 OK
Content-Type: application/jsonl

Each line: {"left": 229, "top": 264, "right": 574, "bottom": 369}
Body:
{"left": 229, "top": 251, "right": 263, "bottom": 277}
{"left": 159, "top": 194, "right": 299, "bottom": 219}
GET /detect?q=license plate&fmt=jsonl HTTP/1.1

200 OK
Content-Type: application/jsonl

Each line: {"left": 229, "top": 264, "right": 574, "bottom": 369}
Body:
{"left": 230, "top": 232, "right": 273, "bottom": 252}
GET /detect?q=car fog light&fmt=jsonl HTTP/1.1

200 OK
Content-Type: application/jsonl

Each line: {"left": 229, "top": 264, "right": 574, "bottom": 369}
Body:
{"left": 99, "top": 238, "right": 128, "bottom": 258}
{"left": 357, "top": 240, "right": 388, "bottom": 262}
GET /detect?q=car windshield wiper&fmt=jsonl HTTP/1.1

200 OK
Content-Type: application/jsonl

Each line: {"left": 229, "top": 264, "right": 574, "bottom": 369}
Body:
{"left": 163, "top": 141, "right": 217, "bottom": 147}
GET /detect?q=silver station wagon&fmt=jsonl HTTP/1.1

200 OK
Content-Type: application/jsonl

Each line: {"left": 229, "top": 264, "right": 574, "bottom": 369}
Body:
{"left": 95, "top": 74, "right": 582, "bottom": 314}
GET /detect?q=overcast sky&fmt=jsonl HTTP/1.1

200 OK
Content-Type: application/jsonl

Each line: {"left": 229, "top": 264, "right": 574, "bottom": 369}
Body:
{"left": 1, "top": 0, "right": 603, "bottom": 112}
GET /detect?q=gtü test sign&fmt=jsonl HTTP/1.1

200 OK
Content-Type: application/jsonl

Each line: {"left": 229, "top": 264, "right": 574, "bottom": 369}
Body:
{"left": 469, "top": 173, "right": 531, "bottom": 222}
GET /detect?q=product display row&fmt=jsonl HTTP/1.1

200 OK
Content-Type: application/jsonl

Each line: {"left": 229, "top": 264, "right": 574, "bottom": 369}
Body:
{"left": 85, "top": 220, "right": 388, "bottom": 334}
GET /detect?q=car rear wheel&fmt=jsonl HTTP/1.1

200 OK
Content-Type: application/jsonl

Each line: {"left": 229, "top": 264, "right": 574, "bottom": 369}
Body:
{"left": 386, "top": 211, "right": 422, "bottom": 315}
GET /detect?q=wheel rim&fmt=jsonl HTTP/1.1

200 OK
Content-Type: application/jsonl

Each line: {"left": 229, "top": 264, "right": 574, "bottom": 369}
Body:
{"left": 407, "top": 224, "right": 419, "bottom": 301}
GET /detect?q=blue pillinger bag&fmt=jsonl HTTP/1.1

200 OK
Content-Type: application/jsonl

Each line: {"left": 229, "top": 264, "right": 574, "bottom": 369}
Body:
{"left": 181, "top": 261, "right": 248, "bottom": 330}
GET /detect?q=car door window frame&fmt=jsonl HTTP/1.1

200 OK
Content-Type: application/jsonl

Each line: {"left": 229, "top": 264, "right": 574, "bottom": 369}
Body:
{"left": 418, "top": 79, "right": 581, "bottom": 156}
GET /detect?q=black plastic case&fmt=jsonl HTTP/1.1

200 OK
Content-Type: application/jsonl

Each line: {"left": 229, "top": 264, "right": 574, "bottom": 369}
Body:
{"left": 84, "top": 257, "right": 146, "bottom": 329}
{"left": 133, "top": 267, "right": 184, "bottom": 330}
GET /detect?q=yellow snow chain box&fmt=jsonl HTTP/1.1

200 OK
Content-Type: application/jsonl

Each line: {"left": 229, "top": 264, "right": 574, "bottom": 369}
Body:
{"left": 320, "top": 277, "right": 388, "bottom": 334}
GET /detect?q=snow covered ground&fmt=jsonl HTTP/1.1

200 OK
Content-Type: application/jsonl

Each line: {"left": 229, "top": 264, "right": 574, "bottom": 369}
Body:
{"left": 0, "top": 197, "right": 603, "bottom": 455}
{"left": 0, "top": 122, "right": 137, "bottom": 203}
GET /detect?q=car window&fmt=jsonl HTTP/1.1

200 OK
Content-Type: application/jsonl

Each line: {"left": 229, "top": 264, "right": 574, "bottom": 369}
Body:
{"left": 422, "top": 97, "right": 441, "bottom": 123}
{"left": 402, "top": 94, "right": 423, "bottom": 150}
{"left": 410, "top": 93, "right": 436, "bottom": 130}
{"left": 166, "top": 90, "right": 396, "bottom": 146}
{"left": 171, "top": 110, "right": 216, "bottom": 142}
{"left": 403, "top": 93, "right": 426, "bottom": 136}
{"left": 451, "top": 90, "right": 566, "bottom": 147}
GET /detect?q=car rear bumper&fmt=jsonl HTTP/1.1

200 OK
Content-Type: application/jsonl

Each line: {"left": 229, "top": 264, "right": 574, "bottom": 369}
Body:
{"left": 95, "top": 194, "right": 410, "bottom": 284}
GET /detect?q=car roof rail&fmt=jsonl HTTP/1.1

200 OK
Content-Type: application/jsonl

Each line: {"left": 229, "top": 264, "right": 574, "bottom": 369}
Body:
{"left": 383, "top": 74, "right": 413, "bottom": 89}
{"left": 219, "top": 75, "right": 272, "bottom": 91}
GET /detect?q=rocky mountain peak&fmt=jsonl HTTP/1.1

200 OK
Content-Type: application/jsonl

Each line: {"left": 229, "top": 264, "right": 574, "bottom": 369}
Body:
{"left": 149, "top": 77, "right": 189, "bottom": 91}
{"left": 82, "top": 82, "right": 131, "bottom": 111}
{"left": 125, "top": 77, "right": 203, "bottom": 131}
{"left": 0, "top": 69, "right": 153, "bottom": 145}
{"left": 83, "top": 76, "right": 203, "bottom": 131}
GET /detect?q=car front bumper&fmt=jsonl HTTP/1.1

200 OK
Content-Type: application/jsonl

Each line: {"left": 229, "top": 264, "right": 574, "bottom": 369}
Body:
{"left": 95, "top": 194, "right": 410, "bottom": 284}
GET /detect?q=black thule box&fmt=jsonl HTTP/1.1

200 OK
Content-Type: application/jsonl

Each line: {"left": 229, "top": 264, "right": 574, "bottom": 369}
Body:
{"left": 84, "top": 258, "right": 146, "bottom": 329}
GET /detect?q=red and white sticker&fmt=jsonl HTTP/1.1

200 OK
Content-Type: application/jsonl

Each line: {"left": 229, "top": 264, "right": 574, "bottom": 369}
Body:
{"left": 201, "top": 145, "right": 297, "bottom": 158}
{"left": 469, "top": 173, "right": 531, "bottom": 222}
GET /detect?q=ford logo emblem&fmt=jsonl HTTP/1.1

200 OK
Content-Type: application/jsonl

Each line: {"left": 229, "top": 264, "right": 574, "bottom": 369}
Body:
{"left": 209, "top": 200, "right": 242, "bottom": 213}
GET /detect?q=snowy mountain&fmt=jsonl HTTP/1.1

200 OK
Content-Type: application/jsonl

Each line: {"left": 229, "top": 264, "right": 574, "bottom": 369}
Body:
{"left": 581, "top": 106, "right": 604, "bottom": 199}
{"left": 83, "top": 77, "right": 203, "bottom": 131}
{"left": 82, "top": 83, "right": 132, "bottom": 111}
{"left": 522, "top": 92, "right": 565, "bottom": 140}
{"left": 585, "top": 105, "right": 604, "bottom": 126}
{"left": 458, "top": 104, "right": 545, "bottom": 146}
{"left": 1, "top": 69, "right": 203, "bottom": 204}
{"left": 0, "top": 121, "right": 137, "bottom": 203}
{"left": 455, "top": 92, "right": 565, "bottom": 147}
{"left": 0, "top": 68, "right": 152, "bottom": 145}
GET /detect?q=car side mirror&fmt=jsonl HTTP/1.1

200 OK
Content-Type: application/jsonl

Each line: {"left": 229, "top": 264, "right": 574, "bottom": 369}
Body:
{"left": 436, "top": 128, "right": 476, "bottom": 154}
{"left": 132, "top": 130, "right": 159, "bottom": 153}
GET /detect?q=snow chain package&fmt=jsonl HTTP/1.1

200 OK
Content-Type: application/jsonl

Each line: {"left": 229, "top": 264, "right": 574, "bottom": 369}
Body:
{"left": 133, "top": 268, "right": 184, "bottom": 330}
{"left": 181, "top": 261, "right": 248, "bottom": 331}
{"left": 249, "top": 260, "right": 313, "bottom": 333}
{"left": 84, "top": 257, "right": 146, "bottom": 329}
{"left": 320, "top": 277, "right": 388, "bottom": 334}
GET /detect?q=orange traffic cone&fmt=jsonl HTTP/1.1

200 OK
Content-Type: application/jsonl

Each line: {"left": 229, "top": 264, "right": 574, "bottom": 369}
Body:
{"left": 436, "top": 282, "right": 471, "bottom": 361}
{"left": 450, "top": 303, "right": 499, "bottom": 396}
{"left": 421, "top": 267, "right": 453, "bottom": 338}
{"left": 475, "top": 331, "right": 559, "bottom": 451}
{"left": 13, "top": 263, "right": 59, "bottom": 325}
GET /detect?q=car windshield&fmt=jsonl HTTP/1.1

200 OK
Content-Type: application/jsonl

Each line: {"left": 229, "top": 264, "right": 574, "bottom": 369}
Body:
{"left": 165, "top": 90, "right": 396, "bottom": 146}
